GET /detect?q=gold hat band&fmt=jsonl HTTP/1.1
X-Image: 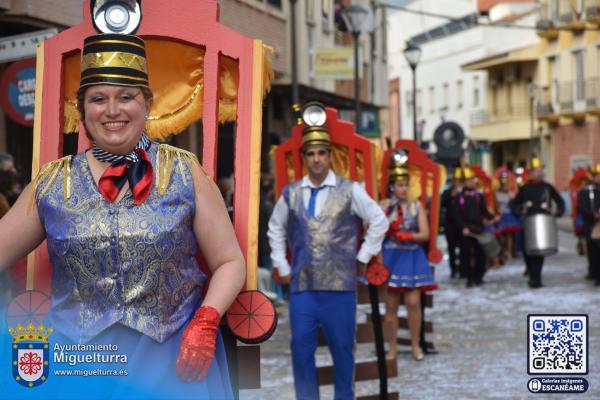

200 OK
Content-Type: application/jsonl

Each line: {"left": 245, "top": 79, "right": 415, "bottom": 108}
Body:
{"left": 302, "top": 131, "right": 330, "bottom": 144}
{"left": 81, "top": 51, "right": 147, "bottom": 74}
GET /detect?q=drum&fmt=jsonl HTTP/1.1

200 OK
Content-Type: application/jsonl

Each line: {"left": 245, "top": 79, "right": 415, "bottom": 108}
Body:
{"left": 524, "top": 214, "right": 558, "bottom": 256}
{"left": 471, "top": 232, "right": 501, "bottom": 259}
{"left": 591, "top": 222, "right": 600, "bottom": 240}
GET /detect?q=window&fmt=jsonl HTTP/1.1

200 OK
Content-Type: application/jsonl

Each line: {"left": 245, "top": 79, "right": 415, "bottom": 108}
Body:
{"left": 267, "top": 0, "right": 282, "bottom": 8}
{"left": 574, "top": 49, "right": 585, "bottom": 101}
{"left": 308, "top": 27, "right": 315, "bottom": 77}
{"left": 473, "top": 76, "right": 480, "bottom": 107}
{"left": 548, "top": 56, "right": 559, "bottom": 109}
{"left": 306, "top": 0, "right": 314, "bottom": 22}
{"left": 442, "top": 83, "right": 449, "bottom": 110}
{"left": 550, "top": 0, "right": 559, "bottom": 21}
{"left": 429, "top": 86, "right": 435, "bottom": 114}
{"left": 322, "top": 0, "right": 330, "bottom": 32}
{"left": 456, "top": 80, "right": 463, "bottom": 109}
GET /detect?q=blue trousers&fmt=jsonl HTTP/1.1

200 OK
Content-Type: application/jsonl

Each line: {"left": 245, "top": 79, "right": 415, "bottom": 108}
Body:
{"left": 289, "top": 291, "right": 356, "bottom": 400}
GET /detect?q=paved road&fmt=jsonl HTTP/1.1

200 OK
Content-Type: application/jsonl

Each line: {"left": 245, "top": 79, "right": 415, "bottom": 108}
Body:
{"left": 241, "top": 230, "right": 600, "bottom": 399}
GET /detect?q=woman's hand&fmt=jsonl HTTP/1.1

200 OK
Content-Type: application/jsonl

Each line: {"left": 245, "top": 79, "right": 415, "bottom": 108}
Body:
{"left": 176, "top": 306, "right": 221, "bottom": 382}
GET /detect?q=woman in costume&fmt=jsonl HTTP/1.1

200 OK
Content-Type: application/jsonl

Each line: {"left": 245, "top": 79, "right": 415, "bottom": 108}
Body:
{"left": 494, "top": 171, "right": 520, "bottom": 263}
{"left": 0, "top": 34, "right": 244, "bottom": 399}
{"left": 381, "top": 152, "right": 437, "bottom": 361}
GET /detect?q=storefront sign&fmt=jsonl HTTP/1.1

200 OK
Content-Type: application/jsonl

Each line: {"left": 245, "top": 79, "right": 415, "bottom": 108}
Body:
{"left": 0, "top": 29, "right": 57, "bottom": 64}
{"left": 0, "top": 59, "right": 36, "bottom": 127}
{"left": 315, "top": 47, "right": 356, "bottom": 79}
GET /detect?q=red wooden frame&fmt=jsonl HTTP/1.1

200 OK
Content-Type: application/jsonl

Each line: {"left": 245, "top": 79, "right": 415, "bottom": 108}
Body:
{"left": 274, "top": 107, "right": 377, "bottom": 198}
{"left": 380, "top": 140, "right": 443, "bottom": 264}
{"left": 29, "top": 0, "right": 263, "bottom": 294}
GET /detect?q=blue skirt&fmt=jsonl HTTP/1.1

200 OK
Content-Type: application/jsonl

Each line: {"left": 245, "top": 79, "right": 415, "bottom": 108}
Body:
{"left": 0, "top": 312, "right": 232, "bottom": 400}
{"left": 382, "top": 241, "right": 437, "bottom": 291}
{"left": 498, "top": 211, "right": 521, "bottom": 233}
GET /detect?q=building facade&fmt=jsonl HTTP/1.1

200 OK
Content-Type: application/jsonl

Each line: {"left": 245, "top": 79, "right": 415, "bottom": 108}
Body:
{"left": 535, "top": 0, "right": 600, "bottom": 190}
{"left": 387, "top": 0, "right": 539, "bottom": 172}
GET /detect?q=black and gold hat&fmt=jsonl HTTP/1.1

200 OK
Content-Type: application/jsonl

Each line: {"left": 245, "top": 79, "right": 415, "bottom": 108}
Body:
{"left": 80, "top": 33, "right": 149, "bottom": 89}
{"left": 590, "top": 163, "right": 600, "bottom": 176}
{"left": 530, "top": 157, "right": 543, "bottom": 169}
{"left": 388, "top": 150, "right": 409, "bottom": 183}
{"left": 300, "top": 102, "right": 331, "bottom": 149}
{"left": 462, "top": 167, "right": 475, "bottom": 180}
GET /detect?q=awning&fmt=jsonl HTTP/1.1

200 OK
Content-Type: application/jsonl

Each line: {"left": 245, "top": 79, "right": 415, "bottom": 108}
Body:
{"left": 462, "top": 44, "right": 540, "bottom": 71}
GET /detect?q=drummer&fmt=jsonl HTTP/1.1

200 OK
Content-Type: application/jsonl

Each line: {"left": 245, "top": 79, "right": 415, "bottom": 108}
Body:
{"left": 511, "top": 157, "right": 565, "bottom": 288}
{"left": 451, "top": 167, "right": 497, "bottom": 287}
{"left": 441, "top": 167, "right": 463, "bottom": 278}
{"left": 577, "top": 164, "right": 600, "bottom": 286}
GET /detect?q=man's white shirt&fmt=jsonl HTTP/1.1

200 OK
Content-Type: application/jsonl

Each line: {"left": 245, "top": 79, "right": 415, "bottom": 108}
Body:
{"left": 267, "top": 170, "right": 389, "bottom": 277}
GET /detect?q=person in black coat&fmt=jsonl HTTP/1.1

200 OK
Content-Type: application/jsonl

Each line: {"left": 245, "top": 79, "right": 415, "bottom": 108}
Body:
{"left": 577, "top": 164, "right": 600, "bottom": 286}
{"left": 511, "top": 157, "right": 565, "bottom": 288}
{"left": 441, "top": 168, "right": 463, "bottom": 278}
{"left": 452, "top": 167, "right": 496, "bottom": 287}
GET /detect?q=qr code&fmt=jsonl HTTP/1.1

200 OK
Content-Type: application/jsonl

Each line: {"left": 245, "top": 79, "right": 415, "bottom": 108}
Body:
{"left": 528, "top": 315, "right": 588, "bottom": 375}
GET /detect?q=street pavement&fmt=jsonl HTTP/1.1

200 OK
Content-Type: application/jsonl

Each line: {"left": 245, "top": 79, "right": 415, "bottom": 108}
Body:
{"left": 240, "top": 229, "right": 600, "bottom": 399}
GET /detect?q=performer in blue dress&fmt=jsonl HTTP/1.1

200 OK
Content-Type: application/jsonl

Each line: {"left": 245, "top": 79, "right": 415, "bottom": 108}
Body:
{"left": 0, "top": 34, "right": 244, "bottom": 399}
{"left": 495, "top": 172, "right": 520, "bottom": 263}
{"left": 381, "top": 153, "right": 437, "bottom": 361}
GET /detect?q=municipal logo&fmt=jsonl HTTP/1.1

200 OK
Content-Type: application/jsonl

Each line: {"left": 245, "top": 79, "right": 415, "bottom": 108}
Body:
{"left": 9, "top": 323, "right": 53, "bottom": 388}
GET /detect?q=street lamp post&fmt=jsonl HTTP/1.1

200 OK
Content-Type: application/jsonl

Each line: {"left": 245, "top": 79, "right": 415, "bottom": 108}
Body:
{"left": 403, "top": 41, "right": 422, "bottom": 146}
{"left": 290, "top": 0, "right": 299, "bottom": 105}
{"left": 341, "top": 4, "right": 369, "bottom": 131}
{"left": 527, "top": 82, "right": 537, "bottom": 157}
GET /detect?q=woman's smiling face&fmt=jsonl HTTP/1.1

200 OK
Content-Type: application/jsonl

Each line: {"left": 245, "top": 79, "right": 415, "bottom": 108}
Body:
{"left": 83, "top": 85, "right": 149, "bottom": 155}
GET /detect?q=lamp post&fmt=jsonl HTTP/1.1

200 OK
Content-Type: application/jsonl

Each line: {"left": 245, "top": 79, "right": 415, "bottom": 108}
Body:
{"left": 403, "top": 41, "right": 422, "bottom": 146}
{"left": 527, "top": 81, "right": 537, "bottom": 157}
{"left": 290, "top": 0, "right": 299, "bottom": 105}
{"left": 341, "top": 4, "right": 369, "bottom": 131}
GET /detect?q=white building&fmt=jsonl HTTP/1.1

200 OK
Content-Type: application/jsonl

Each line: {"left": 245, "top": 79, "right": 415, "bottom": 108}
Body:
{"left": 387, "top": 0, "right": 539, "bottom": 167}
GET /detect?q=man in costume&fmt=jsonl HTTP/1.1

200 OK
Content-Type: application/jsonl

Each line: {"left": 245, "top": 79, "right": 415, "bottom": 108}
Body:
{"left": 511, "top": 157, "right": 565, "bottom": 288}
{"left": 441, "top": 167, "right": 463, "bottom": 278}
{"left": 577, "top": 164, "right": 600, "bottom": 286}
{"left": 267, "top": 102, "right": 388, "bottom": 399}
{"left": 452, "top": 167, "right": 496, "bottom": 287}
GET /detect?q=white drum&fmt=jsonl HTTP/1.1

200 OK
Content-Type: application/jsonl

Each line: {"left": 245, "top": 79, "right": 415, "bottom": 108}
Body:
{"left": 524, "top": 214, "right": 558, "bottom": 256}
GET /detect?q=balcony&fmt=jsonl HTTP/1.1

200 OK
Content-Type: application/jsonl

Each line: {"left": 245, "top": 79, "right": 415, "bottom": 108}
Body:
{"left": 535, "top": 18, "right": 559, "bottom": 39}
{"left": 558, "top": 80, "right": 587, "bottom": 120}
{"left": 470, "top": 103, "right": 532, "bottom": 142}
{"left": 536, "top": 1, "right": 593, "bottom": 37}
{"left": 535, "top": 79, "right": 600, "bottom": 123}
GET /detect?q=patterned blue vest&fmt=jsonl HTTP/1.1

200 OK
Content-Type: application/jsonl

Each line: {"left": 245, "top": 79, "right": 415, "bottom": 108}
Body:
{"left": 283, "top": 176, "right": 360, "bottom": 292}
{"left": 36, "top": 142, "right": 204, "bottom": 343}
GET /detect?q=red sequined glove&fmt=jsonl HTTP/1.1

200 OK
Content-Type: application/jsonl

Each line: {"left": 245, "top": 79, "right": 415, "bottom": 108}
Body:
{"left": 176, "top": 305, "right": 220, "bottom": 382}
{"left": 394, "top": 231, "right": 414, "bottom": 242}
{"left": 387, "top": 219, "right": 402, "bottom": 236}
